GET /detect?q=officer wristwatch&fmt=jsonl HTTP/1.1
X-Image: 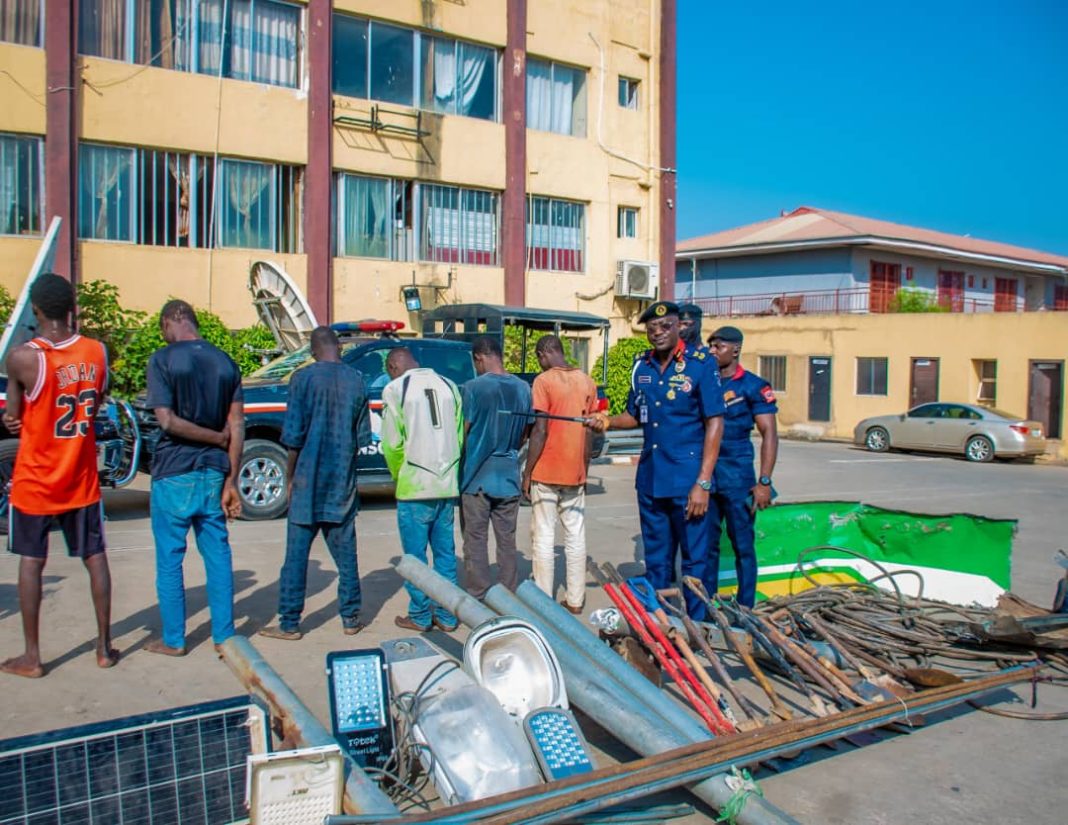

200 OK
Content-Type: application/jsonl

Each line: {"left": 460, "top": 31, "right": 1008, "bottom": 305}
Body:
{"left": 758, "top": 475, "right": 773, "bottom": 487}
{"left": 697, "top": 479, "right": 712, "bottom": 491}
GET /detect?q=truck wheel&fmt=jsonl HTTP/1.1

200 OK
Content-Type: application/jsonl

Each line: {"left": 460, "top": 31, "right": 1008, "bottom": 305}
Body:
{"left": 237, "top": 439, "right": 289, "bottom": 520}
{"left": 0, "top": 440, "right": 17, "bottom": 534}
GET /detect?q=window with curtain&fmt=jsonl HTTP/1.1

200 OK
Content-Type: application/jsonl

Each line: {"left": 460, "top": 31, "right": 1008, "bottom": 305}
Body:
{"left": 421, "top": 36, "right": 496, "bottom": 120}
{"left": 0, "top": 133, "right": 43, "bottom": 236}
{"left": 419, "top": 183, "right": 500, "bottom": 266}
{"left": 0, "top": 0, "right": 42, "bottom": 46}
{"left": 216, "top": 159, "right": 274, "bottom": 250}
{"left": 78, "top": 0, "right": 299, "bottom": 88}
{"left": 337, "top": 174, "right": 391, "bottom": 259}
{"left": 526, "top": 57, "right": 587, "bottom": 137}
{"left": 78, "top": 144, "right": 136, "bottom": 241}
{"left": 526, "top": 196, "right": 584, "bottom": 273}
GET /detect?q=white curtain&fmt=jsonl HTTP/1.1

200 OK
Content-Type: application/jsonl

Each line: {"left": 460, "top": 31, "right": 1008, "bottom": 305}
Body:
{"left": 251, "top": 0, "right": 298, "bottom": 87}
{"left": 526, "top": 59, "right": 552, "bottom": 132}
{"left": 195, "top": 0, "right": 224, "bottom": 74}
{"left": 220, "top": 160, "right": 272, "bottom": 249}
{"left": 456, "top": 43, "right": 491, "bottom": 117}
{"left": 550, "top": 65, "right": 576, "bottom": 136}
{"left": 79, "top": 145, "right": 134, "bottom": 241}
{"left": 0, "top": 136, "right": 18, "bottom": 235}
{"left": 340, "top": 175, "right": 389, "bottom": 258}
{"left": 422, "top": 184, "right": 460, "bottom": 261}
{"left": 227, "top": 0, "right": 253, "bottom": 80}
{"left": 427, "top": 38, "right": 457, "bottom": 113}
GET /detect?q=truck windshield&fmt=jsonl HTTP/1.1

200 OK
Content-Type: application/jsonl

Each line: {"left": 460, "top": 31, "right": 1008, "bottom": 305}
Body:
{"left": 247, "top": 342, "right": 364, "bottom": 382}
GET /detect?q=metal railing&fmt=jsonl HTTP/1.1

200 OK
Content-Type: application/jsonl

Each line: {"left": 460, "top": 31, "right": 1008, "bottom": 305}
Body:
{"left": 692, "top": 287, "right": 1064, "bottom": 318}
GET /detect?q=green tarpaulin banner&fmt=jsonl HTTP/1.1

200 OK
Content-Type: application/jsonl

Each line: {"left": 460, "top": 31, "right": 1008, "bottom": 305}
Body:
{"left": 714, "top": 501, "right": 1015, "bottom": 606}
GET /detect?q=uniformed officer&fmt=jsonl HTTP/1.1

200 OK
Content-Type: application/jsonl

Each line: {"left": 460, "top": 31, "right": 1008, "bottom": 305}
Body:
{"left": 677, "top": 304, "right": 705, "bottom": 349}
{"left": 589, "top": 302, "right": 725, "bottom": 619}
{"left": 704, "top": 326, "right": 779, "bottom": 608}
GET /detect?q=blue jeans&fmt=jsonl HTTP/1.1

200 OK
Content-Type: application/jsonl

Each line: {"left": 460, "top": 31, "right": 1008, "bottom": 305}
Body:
{"left": 150, "top": 468, "right": 235, "bottom": 648}
{"left": 397, "top": 498, "right": 458, "bottom": 627}
{"left": 278, "top": 516, "right": 361, "bottom": 631}
{"left": 636, "top": 489, "right": 711, "bottom": 621}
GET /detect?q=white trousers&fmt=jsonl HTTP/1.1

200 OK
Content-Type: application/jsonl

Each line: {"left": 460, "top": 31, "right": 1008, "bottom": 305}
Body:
{"left": 530, "top": 482, "right": 587, "bottom": 608}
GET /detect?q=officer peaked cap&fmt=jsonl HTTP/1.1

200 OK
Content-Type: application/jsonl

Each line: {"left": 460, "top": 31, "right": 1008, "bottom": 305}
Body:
{"left": 638, "top": 301, "right": 679, "bottom": 323}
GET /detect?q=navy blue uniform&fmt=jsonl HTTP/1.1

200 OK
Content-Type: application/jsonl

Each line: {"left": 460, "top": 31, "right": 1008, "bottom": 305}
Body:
{"left": 627, "top": 341, "right": 725, "bottom": 619}
{"left": 704, "top": 366, "right": 777, "bottom": 607}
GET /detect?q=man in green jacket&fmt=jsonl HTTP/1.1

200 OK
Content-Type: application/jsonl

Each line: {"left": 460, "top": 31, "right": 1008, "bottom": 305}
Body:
{"left": 381, "top": 347, "right": 464, "bottom": 632}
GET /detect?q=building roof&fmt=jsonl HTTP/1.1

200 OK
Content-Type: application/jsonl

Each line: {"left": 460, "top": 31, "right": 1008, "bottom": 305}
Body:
{"left": 677, "top": 207, "right": 1068, "bottom": 274}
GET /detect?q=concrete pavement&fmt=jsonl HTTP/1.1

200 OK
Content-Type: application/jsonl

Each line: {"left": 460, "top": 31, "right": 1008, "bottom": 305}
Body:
{"left": 1, "top": 440, "right": 1065, "bottom": 822}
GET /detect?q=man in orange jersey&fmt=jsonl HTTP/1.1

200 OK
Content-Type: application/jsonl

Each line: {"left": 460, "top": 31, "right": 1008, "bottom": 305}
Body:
{"left": 1, "top": 273, "right": 115, "bottom": 678}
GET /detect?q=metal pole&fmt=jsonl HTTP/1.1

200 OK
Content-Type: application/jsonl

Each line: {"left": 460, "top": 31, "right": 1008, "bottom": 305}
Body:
{"left": 395, "top": 558, "right": 797, "bottom": 824}
{"left": 218, "top": 636, "right": 398, "bottom": 817}
{"left": 396, "top": 554, "right": 497, "bottom": 627}
{"left": 514, "top": 581, "right": 707, "bottom": 741}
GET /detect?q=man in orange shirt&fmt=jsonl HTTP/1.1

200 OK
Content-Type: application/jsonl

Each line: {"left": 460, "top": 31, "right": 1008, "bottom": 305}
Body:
{"left": 1, "top": 274, "right": 114, "bottom": 678}
{"left": 521, "top": 335, "right": 597, "bottom": 613}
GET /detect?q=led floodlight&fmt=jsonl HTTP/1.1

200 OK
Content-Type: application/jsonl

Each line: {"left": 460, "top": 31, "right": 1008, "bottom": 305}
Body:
{"left": 325, "top": 649, "right": 394, "bottom": 772}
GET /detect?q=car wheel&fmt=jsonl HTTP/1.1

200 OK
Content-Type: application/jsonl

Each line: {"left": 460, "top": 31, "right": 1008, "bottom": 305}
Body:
{"left": 237, "top": 439, "right": 289, "bottom": 520}
{"left": 864, "top": 426, "right": 891, "bottom": 453}
{"left": 965, "top": 435, "right": 995, "bottom": 463}
{"left": 0, "top": 439, "right": 18, "bottom": 534}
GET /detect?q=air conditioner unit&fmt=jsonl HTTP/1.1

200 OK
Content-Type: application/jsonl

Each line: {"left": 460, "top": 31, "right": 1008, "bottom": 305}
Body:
{"left": 615, "top": 260, "right": 659, "bottom": 300}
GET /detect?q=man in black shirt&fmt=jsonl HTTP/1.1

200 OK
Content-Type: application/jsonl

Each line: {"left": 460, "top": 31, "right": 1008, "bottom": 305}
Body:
{"left": 145, "top": 300, "right": 244, "bottom": 656}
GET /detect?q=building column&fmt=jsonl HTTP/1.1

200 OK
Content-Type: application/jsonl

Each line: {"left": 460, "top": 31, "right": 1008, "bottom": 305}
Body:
{"left": 658, "top": 0, "right": 677, "bottom": 300}
{"left": 45, "top": 0, "right": 78, "bottom": 282}
{"left": 502, "top": 0, "right": 527, "bottom": 307}
{"left": 305, "top": 0, "right": 333, "bottom": 322}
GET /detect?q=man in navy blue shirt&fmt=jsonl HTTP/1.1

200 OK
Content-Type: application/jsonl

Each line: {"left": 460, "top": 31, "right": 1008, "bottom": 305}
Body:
{"left": 259, "top": 327, "right": 370, "bottom": 640}
{"left": 459, "top": 336, "right": 532, "bottom": 598}
{"left": 590, "top": 302, "right": 725, "bottom": 619}
{"left": 145, "top": 300, "right": 244, "bottom": 656}
{"left": 704, "top": 326, "right": 779, "bottom": 608}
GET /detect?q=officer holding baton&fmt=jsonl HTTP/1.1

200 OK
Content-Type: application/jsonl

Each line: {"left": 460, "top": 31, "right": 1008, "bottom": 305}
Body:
{"left": 588, "top": 302, "right": 725, "bottom": 619}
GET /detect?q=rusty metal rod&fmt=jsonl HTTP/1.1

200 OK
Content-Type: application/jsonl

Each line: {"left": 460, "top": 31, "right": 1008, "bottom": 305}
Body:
{"left": 327, "top": 665, "right": 1037, "bottom": 825}
{"left": 218, "top": 636, "right": 398, "bottom": 817}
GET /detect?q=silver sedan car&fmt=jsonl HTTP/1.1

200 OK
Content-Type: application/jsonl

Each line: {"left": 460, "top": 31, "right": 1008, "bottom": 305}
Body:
{"left": 853, "top": 403, "right": 1047, "bottom": 462}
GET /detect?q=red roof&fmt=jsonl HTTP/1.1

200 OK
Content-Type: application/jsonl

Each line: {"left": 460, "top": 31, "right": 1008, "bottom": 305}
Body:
{"left": 678, "top": 206, "right": 1068, "bottom": 269}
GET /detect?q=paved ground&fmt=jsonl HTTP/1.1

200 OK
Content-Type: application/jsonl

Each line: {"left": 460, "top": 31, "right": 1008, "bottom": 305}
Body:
{"left": 1, "top": 440, "right": 1066, "bottom": 822}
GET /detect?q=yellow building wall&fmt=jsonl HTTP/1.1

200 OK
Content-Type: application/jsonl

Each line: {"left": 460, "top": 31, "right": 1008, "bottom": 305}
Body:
{"left": 0, "top": 1, "right": 662, "bottom": 362}
{"left": 0, "top": 43, "right": 46, "bottom": 135}
{"left": 719, "top": 313, "right": 1068, "bottom": 457}
{"left": 80, "top": 243, "right": 307, "bottom": 328}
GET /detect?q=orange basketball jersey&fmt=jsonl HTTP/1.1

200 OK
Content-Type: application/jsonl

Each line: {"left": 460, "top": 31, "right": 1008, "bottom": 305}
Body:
{"left": 10, "top": 335, "right": 108, "bottom": 515}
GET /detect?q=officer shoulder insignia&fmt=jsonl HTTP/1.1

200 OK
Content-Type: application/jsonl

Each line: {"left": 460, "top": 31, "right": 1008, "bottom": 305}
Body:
{"left": 694, "top": 350, "right": 706, "bottom": 360}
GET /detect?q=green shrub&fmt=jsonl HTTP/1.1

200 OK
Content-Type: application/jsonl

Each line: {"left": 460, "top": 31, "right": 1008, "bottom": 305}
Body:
{"left": 592, "top": 336, "right": 649, "bottom": 415}
{"left": 889, "top": 288, "right": 947, "bottom": 313}
{"left": 502, "top": 326, "right": 578, "bottom": 372}
{"left": 76, "top": 280, "right": 147, "bottom": 362}
{"left": 110, "top": 306, "right": 276, "bottom": 398}
{"left": 0, "top": 284, "right": 15, "bottom": 324}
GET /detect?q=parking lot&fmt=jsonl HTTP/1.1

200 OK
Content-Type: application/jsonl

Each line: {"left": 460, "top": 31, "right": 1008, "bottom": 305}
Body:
{"left": 1, "top": 439, "right": 1066, "bottom": 823}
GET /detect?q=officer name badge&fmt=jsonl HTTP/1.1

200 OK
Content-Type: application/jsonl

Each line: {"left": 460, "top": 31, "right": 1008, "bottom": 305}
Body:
{"left": 638, "top": 375, "right": 652, "bottom": 384}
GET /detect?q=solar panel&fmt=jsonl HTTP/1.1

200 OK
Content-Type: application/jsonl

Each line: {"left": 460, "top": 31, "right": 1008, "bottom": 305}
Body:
{"left": 0, "top": 695, "right": 269, "bottom": 825}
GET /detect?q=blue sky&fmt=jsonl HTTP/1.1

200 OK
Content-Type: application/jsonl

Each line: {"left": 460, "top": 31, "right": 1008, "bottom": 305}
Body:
{"left": 676, "top": 0, "right": 1068, "bottom": 254}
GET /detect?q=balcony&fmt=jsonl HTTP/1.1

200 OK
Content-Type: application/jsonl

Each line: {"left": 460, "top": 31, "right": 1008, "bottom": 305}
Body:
{"left": 692, "top": 287, "right": 1068, "bottom": 318}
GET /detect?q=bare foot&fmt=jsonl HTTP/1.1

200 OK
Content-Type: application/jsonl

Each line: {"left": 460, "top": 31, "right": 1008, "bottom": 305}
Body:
{"left": 1, "top": 654, "right": 45, "bottom": 679}
{"left": 97, "top": 646, "right": 120, "bottom": 668}
{"left": 145, "top": 640, "right": 186, "bottom": 657}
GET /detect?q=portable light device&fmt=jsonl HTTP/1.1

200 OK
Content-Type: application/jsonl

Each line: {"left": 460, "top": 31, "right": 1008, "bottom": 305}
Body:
{"left": 524, "top": 707, "right": 594, "bottom": 781}
{"left": 247, "top": 744, "right": 344, "bottom": 825}
{"left": 325, "top": 649, "right": 394, "bottom": 772}
{"left": 402, "top": 286, "right": 422, "bottom": 312}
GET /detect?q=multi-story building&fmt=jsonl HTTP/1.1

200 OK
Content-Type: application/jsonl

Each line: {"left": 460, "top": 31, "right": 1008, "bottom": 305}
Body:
{"left": 676, "top": 207, "right": 1068, "bottom": 455}
{"left": 0, "top": 0, "right": 677, "bottom": 354}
